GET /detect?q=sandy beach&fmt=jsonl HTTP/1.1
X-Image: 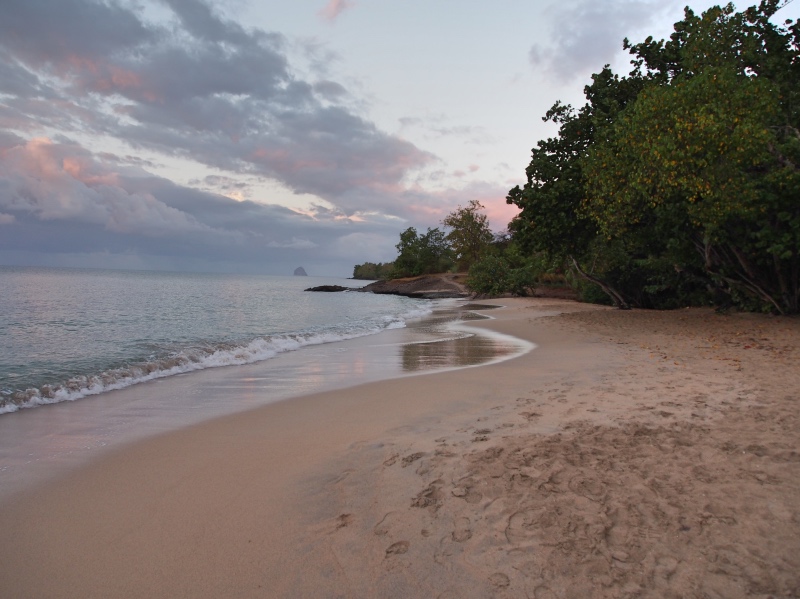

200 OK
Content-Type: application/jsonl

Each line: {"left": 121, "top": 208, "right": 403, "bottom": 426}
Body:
{"left": 1, "top": 298, "right": 798, "bottom": 598}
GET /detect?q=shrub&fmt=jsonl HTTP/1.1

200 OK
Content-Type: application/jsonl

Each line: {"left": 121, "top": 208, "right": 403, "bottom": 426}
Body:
{"left": 467, "top": 255, "right": 536, "bottom": 296}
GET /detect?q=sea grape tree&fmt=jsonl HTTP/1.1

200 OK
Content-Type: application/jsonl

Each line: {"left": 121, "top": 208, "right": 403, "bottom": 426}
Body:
{"left": 508, "top": 0, "right": 799, "bottom": 313}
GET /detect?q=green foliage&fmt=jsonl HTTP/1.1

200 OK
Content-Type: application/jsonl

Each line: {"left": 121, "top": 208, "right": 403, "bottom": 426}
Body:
{"left": 584, "top": 67, "right": 778, "bottom": 238}
{"left": 507, "top": 265, "right": 539, "bottom": 297}
{"left": 442, "top": 200, "right": 494, "bottom": 270}
{"left": 466, "top": 254, "right": 537, "bottom": 297}
{"left": 466, "top": 255, "right": 511, "bottom": 296}
{"left": 505, "top": 68, "right": 647, "bottom": 308}
{"left": 508, "top": 0, "right": 800, "bottom": 313}
{"left": 352, "top": 262, "right": 395, "bottom": 280}
{"left": 392, "top": 227, "right": 454, "bottom": 278}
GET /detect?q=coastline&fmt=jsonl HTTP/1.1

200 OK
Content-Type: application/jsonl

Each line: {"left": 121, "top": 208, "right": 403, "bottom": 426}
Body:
{"left": 0, "top": 300, "right": 525, "bottom": 502}
{"left": 1, "top": 298, "right": 798, "bottom": 598}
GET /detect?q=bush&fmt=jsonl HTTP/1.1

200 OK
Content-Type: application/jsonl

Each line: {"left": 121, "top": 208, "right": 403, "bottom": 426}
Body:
{"left": 352, "top": 262, "right": 395, "bottom": 280}
{"left": 507, "top": 266, "right": 537, "bottom": 296}
{"left": 466, "top": 255, "right": 536, "bottom": 296}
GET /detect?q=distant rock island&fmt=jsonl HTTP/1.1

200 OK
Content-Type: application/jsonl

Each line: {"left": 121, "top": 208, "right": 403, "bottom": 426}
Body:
{"left": 294, "top": 267, "right": 308, "bottom": 276}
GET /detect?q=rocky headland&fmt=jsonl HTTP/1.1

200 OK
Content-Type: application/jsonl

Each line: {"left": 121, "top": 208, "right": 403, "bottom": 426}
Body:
{"left": 307, "top": 273, "right": 471, "bottom": 299}
{"left": 357, "top": 273, "right": 471, "bottom": 299}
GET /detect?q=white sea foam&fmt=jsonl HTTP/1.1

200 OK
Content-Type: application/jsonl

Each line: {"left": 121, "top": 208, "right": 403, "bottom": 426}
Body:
{"left": 0, "top": 302, "right": 433, "bottom": 415}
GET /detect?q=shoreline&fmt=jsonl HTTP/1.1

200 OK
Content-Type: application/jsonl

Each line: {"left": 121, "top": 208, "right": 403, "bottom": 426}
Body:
{"left": 1, "top": 298, "right": 798, "bottom": 598}
{"left": 0, "top": 300, "right": 526, "bottom": 502}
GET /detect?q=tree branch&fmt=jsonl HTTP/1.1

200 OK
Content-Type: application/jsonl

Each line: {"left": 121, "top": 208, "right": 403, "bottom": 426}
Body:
{"left": 569, "top": 255, "right": 631, "bottom": 309}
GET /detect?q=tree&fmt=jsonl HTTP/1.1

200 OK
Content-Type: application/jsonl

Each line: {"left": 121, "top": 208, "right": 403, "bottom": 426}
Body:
{"left": 466, "top": 254, "right": 537, "bottom": 297}
{"left": 506, "top": 69, "right": 646, "bottom": 308}
{"left": 352, "top": 262, "right": 395, "bottom": 280}
{"left": 392, "top": 227, "right": 453, "bottom": 277}
{"left": 583, "top": 2, "right": 800, "bottom": 313}
{"left": 441, "top": 200, "right": 494, "bottom": 270}
{"left": 508, "top": 0, "right": 800, "bottom": 313}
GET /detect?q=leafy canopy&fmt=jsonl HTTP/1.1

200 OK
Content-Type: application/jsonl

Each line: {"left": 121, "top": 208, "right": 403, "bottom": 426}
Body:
{"left": 508, "top": 0, "right": 799, "bottom": 313}
{"left": 392, "top": 227, "right": 453, "bottom": 277}
{"left": 441, "top": 200, "right": 494, "bottom": 270}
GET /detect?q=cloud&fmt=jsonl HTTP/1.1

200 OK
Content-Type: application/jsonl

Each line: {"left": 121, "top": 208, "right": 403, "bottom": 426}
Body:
{"left": 0, "top": 0, "right": 433, "bottom": 219}
{"left": 0, "top": 138, "right": 223, "bottom": 236}
{"left": 0, "top": 134, "right": 516, "bottom": 275}
{"left": 529, "top": 0, "right": 681, "bottom": 82}
{"left": 0, "top": 0, "right": 155, "bottom": 68}
{"left": 0, "top": 135, "right": 429, "bottom": 275}
{"left": 318, "top": 0, "right": 354, "bottom": 22}
{"left": 267, "top": 237, "right": 318, "bottom": 249}
{"left": 313, "top": 80, "right": 348, "bottom": 99}
{"left": 398, "top": 114, "right": 493, "bottom": 144}
{"left": 429, "top": 181, "right": 520, "bottom": 232}
{"left": 0, "top": 0, "right": 521, "bottom": 275}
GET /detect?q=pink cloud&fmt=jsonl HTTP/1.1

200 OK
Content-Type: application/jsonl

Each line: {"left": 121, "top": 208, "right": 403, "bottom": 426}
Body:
{"left": 396, "top": 182, "right": 521, "bottom": 233}
{"left": 0, "top": 138, "right": 219, "bottom": 236}
{"left": 250, "top": 147, "right": 329, "bottom": 172}
{"left": 484, "top": 199, "right": 520, "bottom": 232}
{"left": 318, "top": 0, "right": 354, "bottom": 22}
{"left": 58, "top": 55, "right": 160, "bottom": 103}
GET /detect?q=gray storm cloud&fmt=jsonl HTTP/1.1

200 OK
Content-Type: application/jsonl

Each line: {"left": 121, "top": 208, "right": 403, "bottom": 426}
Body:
{"left": 0, "top": 0, "right": 432, "bottom": 215}
{"left": 0, "top": 136, "right": 407, "bottom": 274}
{"left": 0, "top": 0, "right": 522, "bottom": 274}
{"left": 0, "top": 138, "right": 232, "bottom": 238}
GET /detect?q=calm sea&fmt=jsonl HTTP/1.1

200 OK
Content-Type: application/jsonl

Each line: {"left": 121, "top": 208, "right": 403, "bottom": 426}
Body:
{"left": 0, "top": 266, "right": 431, "bottom": 414}
{"left": 0, "top": 266, "right": 535, "bottom": 500}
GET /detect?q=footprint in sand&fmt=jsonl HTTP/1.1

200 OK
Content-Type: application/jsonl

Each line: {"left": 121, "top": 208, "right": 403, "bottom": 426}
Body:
{"left": 334, "top": 514, "right": 353, "bottom": 530}
{"left": 452, "top": 517, "right": 472, "bottom": 543}
{"left": 374, "top": 512, "right": 400, "bottom": 536}
{"left": 452, "top": 478, "right": 483, "bottom": 504}
{"left": 520, "top": 411, "right": 541, "bottom": 421}
{"left": 402, "top": 452, "right": 426, "bottom": 467}
{"left": 411, "top": 480, "right": 444, "bottom": 510}
{"left": 567, "top": 474, "right": 607, "bottom": 502}
{"left": 489, "top": 572, "right": 510, "bottom": 589}
{"left": 505, "top": 506, "right": 558, "bottom": 545}
{"left": 385, "top": 541, "right": 409, "bottom": 556}
{"left": 533, "top": 584, "right": 558, "bottom": 599}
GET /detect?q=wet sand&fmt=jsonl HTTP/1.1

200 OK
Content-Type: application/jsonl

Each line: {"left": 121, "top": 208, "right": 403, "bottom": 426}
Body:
{"left": 1, "top": 298, "right": 798, "bottom": 598}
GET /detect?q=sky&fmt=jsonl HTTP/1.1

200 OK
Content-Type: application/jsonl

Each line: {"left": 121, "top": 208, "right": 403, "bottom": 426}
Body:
{"left": 1, "top": 0, "right": 798, "bottom": 277}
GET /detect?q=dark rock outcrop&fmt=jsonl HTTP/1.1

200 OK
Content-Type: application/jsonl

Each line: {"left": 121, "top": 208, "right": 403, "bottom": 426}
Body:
{"left": 294, "top": 267, "right": 308, "bottom": 276}
{"left": 358, "top": 274, "right": 470, "bottom": 299}
{"left": 305, "top": 285, "right": 353, "bottom": 292}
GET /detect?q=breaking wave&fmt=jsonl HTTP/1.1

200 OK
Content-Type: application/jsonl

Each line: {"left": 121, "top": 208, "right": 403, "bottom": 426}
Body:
{"left": 0, "top": 303, "right": 432, "bottom": 415}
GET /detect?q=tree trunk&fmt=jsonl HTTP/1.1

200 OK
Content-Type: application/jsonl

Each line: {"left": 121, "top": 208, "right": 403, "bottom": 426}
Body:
{"left": 569, "top": 256, "right": 631, "bottom": 310}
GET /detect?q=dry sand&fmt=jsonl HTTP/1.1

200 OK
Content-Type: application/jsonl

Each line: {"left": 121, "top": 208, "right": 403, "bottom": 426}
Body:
{"left": 1, "top": 298, "right": 798, "bottom": 598}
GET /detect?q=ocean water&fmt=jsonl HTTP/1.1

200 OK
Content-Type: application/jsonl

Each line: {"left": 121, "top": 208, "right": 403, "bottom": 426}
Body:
{"left": 0, "top": 266, "right": 431, "bottom": 414}
{"left": 0, "top": 266, "right": 534, "bottom": 500}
